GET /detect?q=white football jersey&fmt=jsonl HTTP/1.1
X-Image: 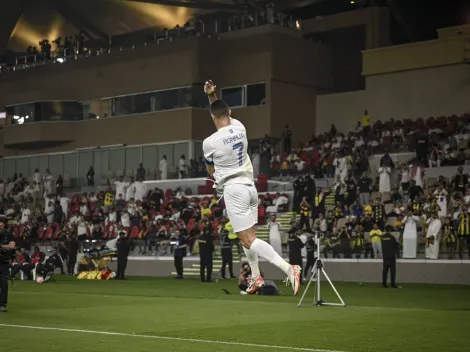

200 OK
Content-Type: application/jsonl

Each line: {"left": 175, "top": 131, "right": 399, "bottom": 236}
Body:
{"left": 203, "top": 118, "right": 254, "bottom": 187}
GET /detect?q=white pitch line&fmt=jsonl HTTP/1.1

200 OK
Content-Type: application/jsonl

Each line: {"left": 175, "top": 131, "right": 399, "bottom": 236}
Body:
{"left": 0, "top": 324, "right": 346, "bottom": 352}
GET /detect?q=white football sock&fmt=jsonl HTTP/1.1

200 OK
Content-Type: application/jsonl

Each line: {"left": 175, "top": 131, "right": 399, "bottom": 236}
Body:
{"left": 243, "top": 247, "right": 261, "bottom": 278}
{"left": 250, "top": 238, "right": 291, "bottom": 275}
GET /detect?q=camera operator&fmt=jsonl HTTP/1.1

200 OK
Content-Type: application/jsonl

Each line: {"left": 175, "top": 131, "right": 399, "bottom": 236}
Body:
{"left": 0, "top": 222, "right": 15, "bottom": 312}
{"left": 238, "top": 263, "right": 278, "bottom": 295}
{"left": 238, "top": 262, "right": 252, "bottom": 293}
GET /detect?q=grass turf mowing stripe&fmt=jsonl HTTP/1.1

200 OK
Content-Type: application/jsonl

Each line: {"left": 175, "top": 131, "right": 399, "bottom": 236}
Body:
{"left": 0, "top": 323, "right": 347, "bottom": 352}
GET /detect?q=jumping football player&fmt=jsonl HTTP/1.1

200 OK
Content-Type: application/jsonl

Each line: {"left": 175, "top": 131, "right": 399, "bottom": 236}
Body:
{"left": 202, "top": 80, "right": 301, "bottom": 295}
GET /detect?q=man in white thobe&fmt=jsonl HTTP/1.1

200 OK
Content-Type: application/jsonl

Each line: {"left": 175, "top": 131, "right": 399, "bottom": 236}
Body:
{"left": 425, "top": 214, "right": 442, "bottom": 259}
{"left": 402, "top": 213, "right": 420, "bottom": 259}
{"left": 334, "top": 154, "right": 348, "bottom": 182}
{"left": 126, "top": 177, "right": 136, "bottom": 201}
{"left": 114, "top": 176, "right": 128, "bottom": 199}
{"left": 378, "top": 166, "right": 391, "bottom": 194}
{"left": 267, "top": 215, "right": 282, "bottom": 256}
{"left": 43, "top": 169, "right": 53, "bottom": 195}
{"left": 159, "top": 155, "right": 168, "bottom": 180}
{"left": 134, "top": 179, "right": 147, "bottom": 202}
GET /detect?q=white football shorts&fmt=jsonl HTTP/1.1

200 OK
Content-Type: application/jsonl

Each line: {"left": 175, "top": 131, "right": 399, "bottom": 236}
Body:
{"left": 223, "top": 183, "right": 258, "bottom": 233}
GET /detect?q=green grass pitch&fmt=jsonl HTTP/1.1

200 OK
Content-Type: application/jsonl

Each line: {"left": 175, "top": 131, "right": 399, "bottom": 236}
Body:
{"left": 0, "top": 277, "right": 469, "bottom": 352}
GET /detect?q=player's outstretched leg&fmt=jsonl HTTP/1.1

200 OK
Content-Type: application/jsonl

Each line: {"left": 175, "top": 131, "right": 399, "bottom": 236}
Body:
{"left": 240, "top": 227, "right": 301, "bottom": 295}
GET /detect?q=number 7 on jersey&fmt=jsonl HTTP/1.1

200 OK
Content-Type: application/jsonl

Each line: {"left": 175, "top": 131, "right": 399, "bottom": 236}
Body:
{"left": 232, "top": 142, "right": 244, "bottom": 166}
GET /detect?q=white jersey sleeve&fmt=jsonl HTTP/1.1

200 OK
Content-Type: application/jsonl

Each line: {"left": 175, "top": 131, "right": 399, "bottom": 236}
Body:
{"left": 202, "top": 117, "right": 254, "bottom": 187}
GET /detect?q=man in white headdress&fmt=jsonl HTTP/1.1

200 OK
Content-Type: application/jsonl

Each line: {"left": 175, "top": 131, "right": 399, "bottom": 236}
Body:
{"left": 425, "top": 213, "right": 442, "bottom": 259}
{"left": 402, "top": 211, "right": 420, "bottom": 259}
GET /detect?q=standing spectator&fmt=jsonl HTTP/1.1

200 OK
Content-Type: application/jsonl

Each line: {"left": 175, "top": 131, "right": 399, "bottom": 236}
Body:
{"left": 381, "top": 225, "right": 399, "bottom": 288}
{"left": 443, "top": 218, "right": 457, "bottom": 259}
{"left": 114, "top": 176, "right": 128, "bottom": 198}
{"left": 56, "top": 174, "right": 64, "bottom": 197}
{"left": 198, "top": 227, "right": 214, "bottom": 282}
{"left": 20, "top": 203, "right": 31, "bottom": 224}
{"left": 425, "top": 213, "right": 442, "bottom": 259}
{"left": 293, "top": 176, "right": 305, "bottom": 213}
{"left": 359, "top": 173, "right": 372, "bottom": 205}
{"left": 282, "top": 125, "right": 292, "bottom": 154}
{"left": 86, "top": 166, "right": 95, "bottom": 186}
{"left": 332, "top": 176, "right": 346, "bottom": 205}
{"left": 402, "top": 211, "right": 420, "bottom": 259}
{"left": 179, "top": 155, "right": 187, "bottom": 179}
{"left": 125, "top": 177, "right": 136, "bottom": 201}
{"left": 134, "top": 178, "right": 147, "bottom": 202}
{"left": 33, "top": 169, "right": 42, "bottom": 186}
{"left": 378, "top": 165, "right": 391, "bottom": 194}
{"left": 334, "top": 151, "right": 348, "bottom": 182}
{"left": 288, "top": 231, "right": 304, "bottom": 274}
{"left": 136, "top": 163, "right": 146, "bottom": 181}
{"left": 399, "top": 164, "right": 410, "bottom": 193}
{"left": 298, "top": 197, "right": 311, "bottom": 232}
{"left": 369, "top": 223, "right": 383, "bottom": 258}
{"left": 43, "top": 169, "right": 53, "bottom": 194}
{"left": 220, "top": 230, "right": 235, "bottom": 279}
{"left": 173, "top": 230, "right": 186, "bottom": 279}
{"left": 267, "top": 214, "right": 282, "bottom": 256}
{"left": 304, "top": 175, "right": 316, "bottom": 218}
{"left": 457, "top": 206, "right": 470, "bottom": 259}
{"left": 345, "top": 174, "right": 358, "bottom": 207}
{"left": 452, "top": 166, "right": 468, "bottom": 194}
{"left": 66, "top": 234, "right": 78, "bottom": 275}
{"left": 116, "top": 231, "right": 133, "bottom": 280}
{"left": 410, "top": 163, "right": 425, "bottom": 188}
{"left": 362, "top": 110, "right": 371, "bottom": 137}
{"left": 415, "top": 132, "right": 429, "bottom": 166}
{"left": 159, "top": 155, "right": 168, "bottom": 180}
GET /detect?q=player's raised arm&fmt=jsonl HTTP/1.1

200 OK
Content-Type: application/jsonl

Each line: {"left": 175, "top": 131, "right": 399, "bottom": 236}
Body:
{"left": 204, "top": 80, "right": 218, "bottom": 104}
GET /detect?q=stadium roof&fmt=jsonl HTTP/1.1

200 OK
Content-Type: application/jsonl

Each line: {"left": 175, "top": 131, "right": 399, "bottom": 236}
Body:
{"left": 0, "top": 0, "right": 326, "bottom": 54}
{"left": 0, "top": 0, "right": 467, "bottom": 54}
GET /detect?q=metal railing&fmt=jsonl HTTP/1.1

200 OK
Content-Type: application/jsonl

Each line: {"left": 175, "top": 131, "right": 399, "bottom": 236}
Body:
{"left": 0, "top": 8, "right": 301, "bottom": 74}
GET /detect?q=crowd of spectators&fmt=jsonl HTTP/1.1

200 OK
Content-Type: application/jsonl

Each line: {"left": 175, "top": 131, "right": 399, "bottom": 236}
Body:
{"left": 280, "top": 112, "right": 470, "bottom": 260}
{"left": 262, "top": 112, "right": 470, "bottom": 178}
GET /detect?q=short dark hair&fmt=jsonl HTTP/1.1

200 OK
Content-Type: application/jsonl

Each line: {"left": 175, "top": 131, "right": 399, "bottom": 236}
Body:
{"left": 210, "top": 100, "right": 229, "bottom": 118}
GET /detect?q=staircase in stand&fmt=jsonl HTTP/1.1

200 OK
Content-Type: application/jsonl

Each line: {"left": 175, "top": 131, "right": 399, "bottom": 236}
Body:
{"left": 170, "top": 252, "right": 242, "bottom": 277}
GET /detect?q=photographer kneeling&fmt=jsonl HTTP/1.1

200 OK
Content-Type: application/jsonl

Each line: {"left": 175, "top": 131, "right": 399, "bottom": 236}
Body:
{"left": 0, "top": 222, "right": 15, "bottom": 312}
{"left": 238, "top": 262, "right": 279, "bottom": 296}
